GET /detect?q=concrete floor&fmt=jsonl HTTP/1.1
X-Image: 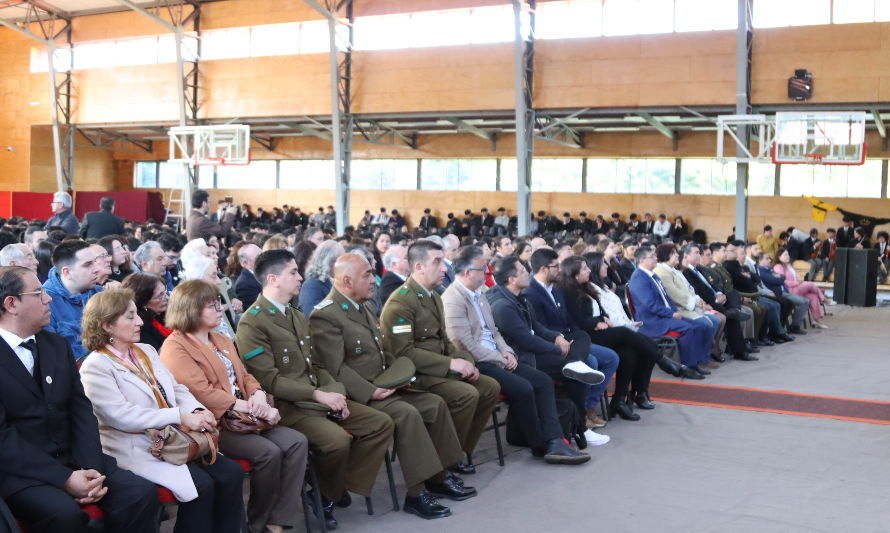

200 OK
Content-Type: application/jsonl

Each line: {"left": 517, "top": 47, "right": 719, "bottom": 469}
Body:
{"left": 161, "top": 304, "right": 890, "bottom": 533}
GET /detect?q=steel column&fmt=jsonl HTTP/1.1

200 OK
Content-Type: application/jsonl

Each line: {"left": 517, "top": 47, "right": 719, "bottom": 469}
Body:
{"left": 305, "top": 0, "right": 354, "bottom": 235}
{"left": 734, "top": 0, "right": 753, "bottom": 241}
{"left": 512, "top": 0, "right": 535, "bottom": 237}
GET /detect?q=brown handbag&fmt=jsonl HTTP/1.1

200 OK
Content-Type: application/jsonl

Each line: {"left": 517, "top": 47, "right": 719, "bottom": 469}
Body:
{"left": 220, "top": 393, "right": 275, "bottom": 435}
{"left": 147, "top": 425, "right": 219, "bottom": 466}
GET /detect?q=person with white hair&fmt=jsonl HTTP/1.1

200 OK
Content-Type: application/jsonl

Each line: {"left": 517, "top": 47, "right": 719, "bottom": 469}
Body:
{"left": 439, "top": 234, "right": 460, "bottom": 292}
{"left": 298, "top": 240, "right": 344, "bottom": 313}
{"left": 379, "top": 244, "right": 409, "bottom": 304}
{"left": 45, "top": 191, "right": 80, "bottom": 234}
{"left": 133, "top": 241, "right": 166, "bottom": 276}
{"left": 0, "top": 243, "right": 38, "bottom": 271}
{"left": 180, "top": 238, "right": 214, "bottom": 265}
{"left": 179, "top": 254, "right": 238, "bottom": 339}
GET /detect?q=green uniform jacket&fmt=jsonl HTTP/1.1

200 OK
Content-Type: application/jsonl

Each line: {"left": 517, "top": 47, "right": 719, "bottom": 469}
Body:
{"left": 309, "top": 287, "right": 395, "bottom": 405}
{"left": 379, "top": 277, "right": 474, "bottom": 390}
{"left": 235, "top": 294, "right": 345, "bottom": 422}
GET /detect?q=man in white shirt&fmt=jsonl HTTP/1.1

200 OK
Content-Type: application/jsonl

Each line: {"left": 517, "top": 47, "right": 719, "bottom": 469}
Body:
{"left": 652, "top": 214, "right": 671, "bottom": 242}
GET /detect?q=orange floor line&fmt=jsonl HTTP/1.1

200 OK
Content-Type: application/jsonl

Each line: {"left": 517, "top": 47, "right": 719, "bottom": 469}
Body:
{"left": 649, "top": 378, "right": 890, "bottom": 405}
{"left": 650, "top": 396, "right": 890, "bottom": 425}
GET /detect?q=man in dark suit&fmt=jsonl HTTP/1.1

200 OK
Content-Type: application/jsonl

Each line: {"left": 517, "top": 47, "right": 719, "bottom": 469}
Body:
{"left": 437, "top": 235, "right": 460, "bottom": 294}
{"left": 79, "top": 197, "right": 125, "bottom": 240}
{"left": 0, "top": 266, "right": 159, "bottom": 533}
{"left": 576, "top": 211, "right": 593, "bottom": 237}
{"left": 836, "top": 217, "right": 855, "bottom": 248}
{"left": 417, "top": 208, "right": 438, "bottom": 235}
{"left": 234, "top": 243, "right": 263, "bottom": 308}
{"left": 379, "top": 245, "right": 409, "bottom": 305}
{"left": 522, "top": 248, "right": 617, "bottom": 430}
{"left": 639, "top": 213, "right": 656, "bottom": 236}
{"left": 477, "top": 208, "right": 494, "bottom": 236}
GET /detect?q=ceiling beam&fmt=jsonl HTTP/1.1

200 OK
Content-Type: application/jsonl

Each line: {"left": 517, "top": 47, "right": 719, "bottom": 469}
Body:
{"left": 637, "top": 112, "right": 676, "bottom": 139}
{"left": 872, "top": 108, "right": 886, "bottom": 138}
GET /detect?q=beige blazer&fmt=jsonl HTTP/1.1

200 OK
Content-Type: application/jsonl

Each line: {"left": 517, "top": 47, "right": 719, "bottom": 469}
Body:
{"left": 653, "top": 263, "right": 704, "bottom": 320}
{"left": 441, "top": 281, "right": 513, "bottom": 367}
{"left": 80, "top": 343, "right": 205, "bottom": 502}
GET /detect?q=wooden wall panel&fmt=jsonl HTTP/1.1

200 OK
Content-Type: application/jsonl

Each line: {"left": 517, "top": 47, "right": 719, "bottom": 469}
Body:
{"left": 0, "top": 31, "right": 34, "bottom": 191}
{"left": 30, "top": 127, "right": 115, "bottom": 194}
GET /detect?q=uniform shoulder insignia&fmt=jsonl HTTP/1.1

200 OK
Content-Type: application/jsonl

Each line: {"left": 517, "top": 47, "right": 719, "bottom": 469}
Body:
{"left": 315, "top": 299, "right": 333, "bottom": 310}
{"left": 397, "top": 286, "right": 409, "bottom": 295}
{"left": 247, "top": 305, "right": 261, "bottom": 315}
{"left": 340, "top": 302, "right": 350, "bottom": 311}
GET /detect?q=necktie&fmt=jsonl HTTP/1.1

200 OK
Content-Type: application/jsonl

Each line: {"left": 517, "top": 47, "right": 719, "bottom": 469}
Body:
{"left": 19, "top": 339, "right": 38, "bottom": 380}
{"left": 651, "top": 274, "right": 671, "bottom": 308}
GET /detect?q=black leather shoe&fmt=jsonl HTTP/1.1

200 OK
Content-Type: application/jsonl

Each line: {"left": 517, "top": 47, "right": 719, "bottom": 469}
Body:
{"left": 544, "top": 438, "right": 590, "bottom": 465}
{"left": 425, "top": 477, "right": 477, "bottom": 501}
{"left": 335, "top": 492, "right": 351, "bottom": 508}
{"left": 779, "top": 334, "right": 795, "bottom": 342}
{"left": 691, "top": 365, "right": 711, "bottom": 375}
{"left": 757, "top": 337, "right": 775, "bottom": 346}
{"left": 788, "top": 325, "right": 807, "bottom": 335}
{"left": 448, "top": 461, "right": 476, "bottom": 475}
{"left": 308, "top": 491, "right": 338, "bottom": 530}
{"left": 680, "top": 366, "right": 705, "bottom": 379}
{"left": 444, "top": 470, "right": 465, "bottom": 487}
{"left": 403, "top": 492, "right": 451, "bottom": 520}
{"left": 745, "top": 341, "right": 761, "bottom": 353}
{"left": 656, "top": 355, "right": 684, "bottom": 377}
{"left": 633, "top": 391, "right": 655, "bottom": 410}
{"left": 734, "top": 352, "right": 759, "bottom": 361}
{"left": 712, "top": 353, "right": 726, "bottom": 363}
{"left": 609, "top": 399, "right": 641, "bottom": 421}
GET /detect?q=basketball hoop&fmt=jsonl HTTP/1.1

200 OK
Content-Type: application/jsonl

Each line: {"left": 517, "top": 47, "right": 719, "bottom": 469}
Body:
{"left": 168, "top": 125, "right": 251, "bottom": 167}
{"left": 804, "top": 153, "right": 826, "bottom": 165}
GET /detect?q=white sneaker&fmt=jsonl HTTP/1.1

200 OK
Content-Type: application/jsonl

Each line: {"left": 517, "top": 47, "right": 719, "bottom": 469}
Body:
{"left": 825, "top": 299, "right": 837, "bottom": 306}
{"left": 562, "top": 361, "right": 605, "bottom": 385}
{"left": 815, "top": 322, "right": 828, "bottom": 329}
{"left": 584, "top": 429, "right": 610, "bottom": 446}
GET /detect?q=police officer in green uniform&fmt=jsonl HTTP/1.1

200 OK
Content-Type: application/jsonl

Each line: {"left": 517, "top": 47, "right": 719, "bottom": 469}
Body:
{"left": 311, "top": 253, "right": 478, "bottom": 519}
{"left": 380, "top": 240, "right": 500, "bottom": 473}
{"left": 235, "top": 250, "right": 394, "bottom": 530}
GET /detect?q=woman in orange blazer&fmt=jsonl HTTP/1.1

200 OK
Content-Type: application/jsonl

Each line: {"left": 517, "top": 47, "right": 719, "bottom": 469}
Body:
{"left": 160, "top": 280, "right": 308, "bottom": 533}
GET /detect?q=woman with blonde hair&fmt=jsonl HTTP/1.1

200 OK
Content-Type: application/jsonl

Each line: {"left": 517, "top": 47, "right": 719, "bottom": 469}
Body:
{"left": 180, "top": 255, "right": 240, "bottom": 339}
{"left": 80, "top": 288, "right": 245, "bottom": 533}
{"left": 161, "top": 280, "right": 307, "bottom": 533}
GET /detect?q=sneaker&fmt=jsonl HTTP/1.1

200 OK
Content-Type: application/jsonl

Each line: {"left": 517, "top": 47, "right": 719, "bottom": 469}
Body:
{"left": 825, "top": 299, "right": 837, "bottom": 306}
{"left": 815, "top": 322, "right": 828, "bottom": 329}
{"left": 562, "top": 361, "right": 605, "bottom": 385}
{"left": 583, "top": 429, "right": 610, "bottom": 446}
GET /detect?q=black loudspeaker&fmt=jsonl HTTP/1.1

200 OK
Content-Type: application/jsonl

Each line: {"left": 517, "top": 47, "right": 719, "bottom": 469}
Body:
{"left": 833, "top": 248, "right": 877, "bottom": 307}
{"left": 788, "top": 69, "right": 813, "bottom": 101}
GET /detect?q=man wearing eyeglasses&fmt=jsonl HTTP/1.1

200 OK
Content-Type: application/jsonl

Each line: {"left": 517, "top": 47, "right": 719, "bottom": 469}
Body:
{"left": 42, "top": 241, "right": 103, "bottom": 361}
{"left": 0, "top": 266, "right": 160, "bottom": 533}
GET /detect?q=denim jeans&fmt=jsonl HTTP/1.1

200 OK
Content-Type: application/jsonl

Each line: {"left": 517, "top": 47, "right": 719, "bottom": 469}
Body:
{"left": 585, "top": 343, "right": 619, "bottom": 408}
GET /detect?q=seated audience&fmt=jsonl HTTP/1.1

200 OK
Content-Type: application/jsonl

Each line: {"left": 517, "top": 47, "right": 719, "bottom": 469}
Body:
{"left": 0, "top": 243, "right": 38, "bottom": 271}
{"left": 774, "top": 247, "right": 829, "bottom": 329}
{"left": 234, "top": 243, "right": 263, "bottom": 309}
{"left": 122, "top": 272, "right": 170, "bottom": 351}
{"left": 180, "top": 256, "right": 239, "bottom": 339}
{"left": 626, "top": 246, "right": 714, "bottom": 379}
{"left": 298, "top": 240, "right": 344, "bottom": 314}
{"left": 0, "top": 267, "right": 159, "bottom": 533}
{"left": 80, "top": 288, "right": 244, "bottom": 533}
{"left": 98, "top": 235, "right": 132, "bottom": 282}
{"left": 755, "top": 253, "right": 810, "bottom": 333}
{"left": 521, "top": 247, "right": 617, "bottom": 439}
{"left": 43, "top": 240, "right": 103, "bottom": 361}
{"left": 442, "top": 247, "right": 589, "bottom": 463}
{"left": 161, "top": 280, "right": 308, "bottom": 533}
{"left": 557, "top": 255, "right": 660, "bottom": 420}
{"left": 380, "top": 244, "right": 409, "bottom": 305}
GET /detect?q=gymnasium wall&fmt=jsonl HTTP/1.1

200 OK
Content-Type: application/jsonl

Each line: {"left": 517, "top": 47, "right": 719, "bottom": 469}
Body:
{"left": 3, "top": 1, "right": 890, "bottom": 239}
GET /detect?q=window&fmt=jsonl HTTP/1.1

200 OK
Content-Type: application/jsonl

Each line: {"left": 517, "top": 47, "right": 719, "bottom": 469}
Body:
{"left": 536, "top": 1, "right": 603, "bottom": 39}
{"left": 114, "top": 36, "right": 159, "bottom": 67}
{"left": 532, "top": 159, "right": 583, "bottom": 192}
{"left": 73, "top": 41, "right": 116, "bottom": 70}
{"left": 279, "top": 160, "right": 335, "bottom": 189}
{"left": 158, "top": 162, "right": 189, "bottom": 189}
{"left": 134, "top": 161, "right": 157, "bottom": 188}
{"left": 354, "top": 14, "right": 410, "bottom": 50}
{"left": 675, "top": 0, "right": 737, "bottom": 31}
{"left": 748, "top": 162, "right": 777, "bottom": 196}
{"left": 298, "top": 20, "right": 331, "bottom": 54}
{"left": 603, "top": 0, "right": 673, "bottom": 36}
{"left": 753, "top": 0, "right": 830, "bottom": 28}
{"left": 586, "top": 159, "right": 619, "bottom": 192}
{"left": 250, "top": 23, "right": 300, "bottom": 57}
{"left": 833, "top": 0, "right": 877, "bottom": 23}
{"left": 351, "top": 160, "right": 417, "bottom": 190}
{"left": 779, "top": 160, "right": 883, "bottom": 197}
{"left": 215, "top": 160, "right": 276, "bottom": 189}
{"left": 422, "top": 159, "right": 496, "bottom": 191}
{"left": 201, "top": 27, "right": 251, "bottom": 60}
{"left": 680, "top": 159, "right": 736, "bottom": 195}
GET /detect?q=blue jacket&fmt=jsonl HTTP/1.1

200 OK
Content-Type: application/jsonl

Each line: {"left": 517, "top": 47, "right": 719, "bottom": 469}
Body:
{"left": 626, "top": 268, "right": 678, "bottom": 338}
{"left": 43, "top": 267, "right": 102, "bottom": 361}
{"left": 298, "top": 277, "right": 332, "bottom": 315}
{"left": 521, "top": 278, "right": 575, "bottom": 335}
